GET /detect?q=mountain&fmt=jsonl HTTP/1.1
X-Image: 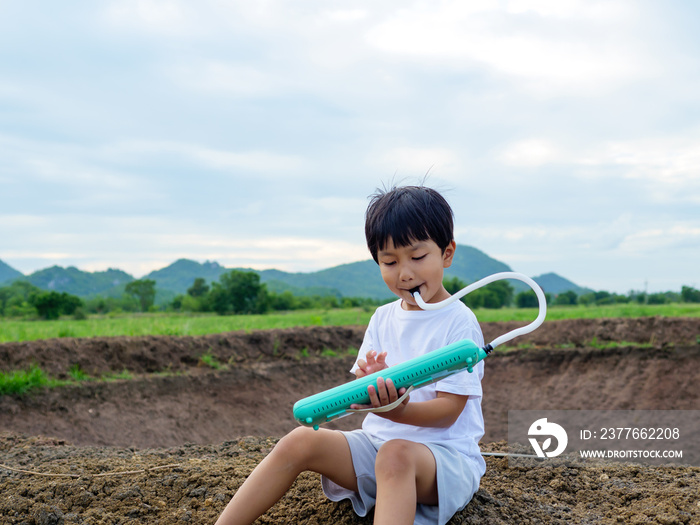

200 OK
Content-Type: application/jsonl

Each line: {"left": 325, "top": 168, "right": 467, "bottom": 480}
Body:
{"left": 144, "top": 259, "right": 228, "bottom": 294}
{"left": 530, "top": 272, "right": 592, "bottom": 296}
{"left": 24, "top": 266, "right": 134, "bottom": 297}
{"left": 285, "top": 245, "right": 516, "bottom": 300}
{"left": 5, "top": 244, "right": 590, "bottom": 302}
{"left": 255, "top": 245, "right": 550, "bottom": 300}
{"left": 0, "top": 259, "right": 23, "bottom": 285}
{"left": 445, "top": 245, "right": 513, "bottom": 283}
{"left": 257, "top": 261, "right": 387, "bottom": 299}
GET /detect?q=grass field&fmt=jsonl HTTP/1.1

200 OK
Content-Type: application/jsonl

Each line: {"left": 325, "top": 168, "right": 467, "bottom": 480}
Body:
{"left": 1, "top": 303, "right": 699, "bottom": 344}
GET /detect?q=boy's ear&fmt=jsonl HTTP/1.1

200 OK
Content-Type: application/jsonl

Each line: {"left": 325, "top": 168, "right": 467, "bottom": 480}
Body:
{"left": 442, "top": 240, "right": 456, "bottom": 268}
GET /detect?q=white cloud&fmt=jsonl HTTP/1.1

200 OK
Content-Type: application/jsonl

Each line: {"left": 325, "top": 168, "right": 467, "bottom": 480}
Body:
{"left": 497, "top": 133, "right": 700, "bottom": 206}
{"left": 170, "top": 60, "right": 285, "bottom": 97}
{"left": 104, "top": 0, "right": 193, "bottom": 35}
{"left": 2, "top": 1, "right": 699, "bottom": 294}
{"left": 206, "top": 236, "right": 370, "bottom": 272}
{"left": 366, "top": 0, "right": 648, "bottom": 94}
{"left": 374, "top": 146, "right": 462, "bottom": 178}
{"left": 595, "top": 139, "right": 700, "bottom": 184}
{"left": 0, "top": 209, "right": 370, "bottom": 276}
{"left": 189, "top": 147, "right": 307, "bottom": 174}
{"left": 23, "top": 158, "right": 134, "bottom": 190}
{"left": 505, "top": 0, "right": 627, "bottom": 19}
{"left": 0, "top": 214, "right": 49, "bottom": 228}
{"left": 500, "top": 139, "right": 562, "bottom": 167}
{"left": 106, "top": 140, "right": 308, "bottom": 175}
{"left": 323, "top": 9, "right": 369, "bottom": 23}
{"left": 618, "top": 224, "right": 700, "bottom": 254}
{"left": 0, "top": 135, "right": 145, "bottom": 197}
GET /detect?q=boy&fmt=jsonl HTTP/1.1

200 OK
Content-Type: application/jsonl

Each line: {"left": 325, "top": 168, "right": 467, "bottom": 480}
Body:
{"left": 215, "top": 185, "right": 485, "bottom": 525}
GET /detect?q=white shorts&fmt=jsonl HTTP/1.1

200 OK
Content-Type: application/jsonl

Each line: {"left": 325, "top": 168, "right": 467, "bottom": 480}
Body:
{"left": 321, "top": 429, "right": 481, "bottom": 525}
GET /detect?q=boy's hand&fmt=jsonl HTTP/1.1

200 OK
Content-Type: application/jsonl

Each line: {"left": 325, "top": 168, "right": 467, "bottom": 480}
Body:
{"left": 354, "top": 350, "right": 388, "bottom": 378}
{"left": 350, "top": 377, "right": 410, "bottom": 417}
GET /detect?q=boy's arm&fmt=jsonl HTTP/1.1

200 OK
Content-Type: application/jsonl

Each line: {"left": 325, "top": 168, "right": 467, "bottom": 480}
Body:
{"left": 366, "top": 377, "right": 468, "bottom": 428}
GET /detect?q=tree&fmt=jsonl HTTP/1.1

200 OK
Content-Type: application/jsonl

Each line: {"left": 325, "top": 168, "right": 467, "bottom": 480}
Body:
{"left": 0, "top": 281, "right": 41, "bottom": 317}
{"left": 209, "top": 270, "right": 268, "bottom": 315}
{"left": 553, "top": 290, "right": 578, "bottom": 306}
{"left": 125, "top": 279, "right": 156, "bottom": 312}
{"left": 59, "top": 292, "right": 82, "bottom": 315}
{"left": 443, "top": 276, "right": 467, "bottom": 296}
{"left": 268, "top": 290, "right": 298, "bottom": 311}
{"left": 32, "top": 291, "right": 83, "bottom": 320}
{"left": 480, "top": 281, "right": 514, "bottom": 308}
{"left": 32, "top": 291, "right": 63, "bottom": 320}
{"left": 516, "top": 290, "right": 539, "bottom": 308}
{"left": 647, "top": 292, "right": 669, "bottom": 305}
{"left": 681, "top": 286, "right": 700, "bottom": 303}
{"left": 187, "top": 277, "right": 210, "bottom": 298}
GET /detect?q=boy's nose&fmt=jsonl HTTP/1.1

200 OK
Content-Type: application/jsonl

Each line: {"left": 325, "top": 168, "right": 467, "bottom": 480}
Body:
{"left": 398, "top": 263, "right": 414, "bottom": 282}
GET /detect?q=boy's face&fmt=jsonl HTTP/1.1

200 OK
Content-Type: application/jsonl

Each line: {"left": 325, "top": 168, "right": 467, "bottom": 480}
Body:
{"left": 377, "top": 237, "right": 456, "bottom": 311}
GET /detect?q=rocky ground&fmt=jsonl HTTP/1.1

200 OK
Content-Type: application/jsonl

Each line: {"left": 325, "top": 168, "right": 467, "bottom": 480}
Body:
{"left": 1, "top": 317, "right": 699, "bottom": 524}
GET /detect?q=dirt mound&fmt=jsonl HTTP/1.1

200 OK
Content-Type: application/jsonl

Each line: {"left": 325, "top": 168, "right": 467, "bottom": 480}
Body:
{"left": 1, "top": 318, "right": 700, "bottom": 524}
{"left": 0, "top": 325, "right": 366, "bottom": 378}
{"left": 481, "top": 316, "right": 700, "bottom": 347}
{"left": 1, "top": 434, "right": 698, "bottom": 524}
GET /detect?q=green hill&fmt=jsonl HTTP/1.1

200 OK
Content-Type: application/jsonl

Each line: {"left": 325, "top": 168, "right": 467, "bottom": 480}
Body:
{"left": 257, "top": 261, "right": 387, "bottom": 299}
{"left": 144, "top": 259, "right": 228, "bottom": 294}
{"left": 0, "top": 259, "right": 23, "bottom": 285}
{"left": 24, "top": 266, "right": 134, "bottom": 297}
{"left": 7, "top": 244, "right": 589, "bottom": 302}
{"left": 530, "top": 272, "right": 592, "bottom": 296}
{"left": 445, "top": 245, "right": 513, "bottom": 283}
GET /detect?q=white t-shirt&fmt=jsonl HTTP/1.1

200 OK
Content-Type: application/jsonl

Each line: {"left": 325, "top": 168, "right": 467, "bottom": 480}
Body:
{"left": 352, "top": 299, "right": 486, "bottom": 474}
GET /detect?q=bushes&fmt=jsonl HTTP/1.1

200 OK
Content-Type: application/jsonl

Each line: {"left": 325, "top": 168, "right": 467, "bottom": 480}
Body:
{"left": 169, "top": 270, "right": 380, "bottom": 315}
{"left": 681, "top": 286, "right": 700, "bottom": 303}
{"left": 0, "top": 282, "right": 84, "bottom": 320}
{"left": 33, "top": 291, "right": 83, "bottom": 320}
{"left": 3, "top": 273, "right": 700, "bottom": 319}
{"left": 0, "top": 366, "right": 50, "bottom": 395}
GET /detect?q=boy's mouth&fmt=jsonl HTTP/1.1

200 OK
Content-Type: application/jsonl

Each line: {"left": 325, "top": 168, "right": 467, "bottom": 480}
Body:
{"left": 409, "top": 286, "right": 421, "bottom": 296}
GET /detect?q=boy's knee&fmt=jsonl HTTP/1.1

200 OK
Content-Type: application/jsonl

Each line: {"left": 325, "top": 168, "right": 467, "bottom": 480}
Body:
{"left": 273, "top": 427, "right": 321, "bottom": 467}
{"left": 375, "top": 439, "right": 415, "bottom": 478}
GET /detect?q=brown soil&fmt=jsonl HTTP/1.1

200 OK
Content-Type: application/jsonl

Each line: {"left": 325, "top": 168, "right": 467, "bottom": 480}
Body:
{"left": 1, "top": 318, "right": 699, "bottom": 524}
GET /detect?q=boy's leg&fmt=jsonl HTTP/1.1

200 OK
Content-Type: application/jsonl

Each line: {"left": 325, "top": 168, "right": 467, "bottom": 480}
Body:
{"left": 373, "top": 439, "right": 438, "bottom": 525}
{"left": 215, "top": 427, "right": 357, "bottom": 525}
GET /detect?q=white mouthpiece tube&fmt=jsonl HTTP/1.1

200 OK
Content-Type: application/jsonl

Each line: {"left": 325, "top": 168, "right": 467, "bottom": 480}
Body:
{"left": 413, "top": 271, "right": 547, "bottom": 349}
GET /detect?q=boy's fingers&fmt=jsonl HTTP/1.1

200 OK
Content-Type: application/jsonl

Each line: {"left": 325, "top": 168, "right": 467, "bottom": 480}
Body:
{"left": 367, "top": 385, "right": 380, "bottom": 408}
{"left": 385, "top": 378, "right": 399, "bottom": 402}
{"left": 375, "top": 377, "right": 390, "bottom": 405}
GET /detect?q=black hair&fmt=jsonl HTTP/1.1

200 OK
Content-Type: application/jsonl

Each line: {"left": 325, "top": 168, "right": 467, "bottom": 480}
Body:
{"left": 365, "top": 185, "right": 454, "bottom": 263}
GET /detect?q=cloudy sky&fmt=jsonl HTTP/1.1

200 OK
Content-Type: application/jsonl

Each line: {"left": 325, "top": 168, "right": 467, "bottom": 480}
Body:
{"left": 1, "top": 1, "right": 698, "bottom": 294}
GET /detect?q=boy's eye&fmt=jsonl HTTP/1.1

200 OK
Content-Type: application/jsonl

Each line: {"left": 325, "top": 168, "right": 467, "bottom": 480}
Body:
{"left": 381, "top": 260, "right": 396, "bottom": 266}
{"left": 412, "top": 254, "right": 427, "bottom": 261}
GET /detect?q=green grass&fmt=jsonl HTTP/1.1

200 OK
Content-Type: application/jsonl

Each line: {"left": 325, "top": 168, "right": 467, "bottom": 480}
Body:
{"left": 0, "top": 365, "right": 144, "bottom": 396}
{"left": 0, "top": 308, "right": 375, "bottom": 344}
{"left": 473, "top": 303, "right": 700, "bottom": 323}
{"left": 68, "top": 364, "right": 90, "bottom": 381}
{"left": 1, "top": 303, "right": 698, "bottom": 344}
{"left": 3, "top": 302, "right": 697, "bottom": 397}
{"left": 0, "top": 365, "right": 52, "bottom": 395}
{"left": 199, "top": 352, "right": 227, "bottom": 370}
